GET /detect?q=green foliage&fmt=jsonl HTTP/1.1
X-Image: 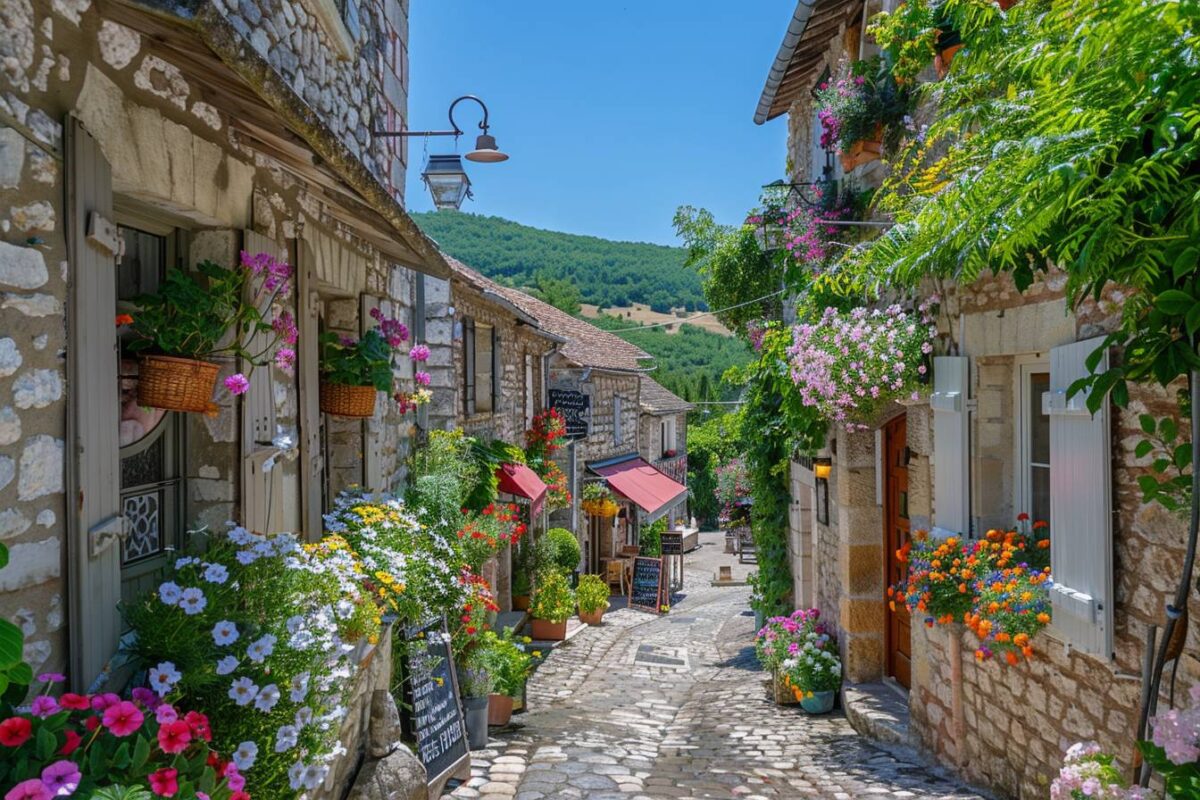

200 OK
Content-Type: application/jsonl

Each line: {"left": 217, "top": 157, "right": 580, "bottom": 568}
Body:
{"left": 514, "top": 536, "right": 556, "bottom": 597}
{"left": 639, "top": 517, "right": 666, "bottom": 558}
{"left": 463, "top": 439, "right": 526, "bottom": 512}
{"left": 413, "top": 211, "right": 705, "bottom": 310}
{"left": 673, "top": 208, "right": 781, "bottom": 336}
{"left": 472, "top": 630, "right": 532, "bottom": 697}
{"left": 849, "top": 0, "right": 1200, "bottom": 404}
{"left": 319, "top": 328, "right": 395, "bottom": 390}
{"left": 91, "top": 789, "right": 154, "bottom": 800}
{"left": 531, "top": 271, "right": 582, "bottom": 316}
{"left": 868, "top": 0, "right": 941, "bottom": 85}
{"left": 1137, "top": 738, "right": 1200, "bottom": 797}
{"left": 576, "top": 574, "right": 611, "bottom": 615}
{"left": 1135, "top": 396, "right": 1193, "bottom": 515}
{"left": 0, "top": 542, "right": 31, "bottom": 705}
{"left": 530, "top": 569, "right": 575, "bottom": 624}
{"left": 586, "top": 313, "right": 752, "bottom": 402}
{"left": 545, "top": 528, "right": 582, "bottom": 575}
{"left": 687, "top": 411, "right": 746, "bottom": 527}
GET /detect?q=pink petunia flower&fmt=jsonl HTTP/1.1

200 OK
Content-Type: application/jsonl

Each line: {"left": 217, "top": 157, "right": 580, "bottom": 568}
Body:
{"left": 29, "top": 696, "right": 58, "bottom": 718}
{"left": 414, "top": 371, "right": 431, "bottom": 387}
{"left": 157, "top": 720, "right": 192, "bottom": 754}
{"left": 5, "top": 780, "right": 50, "bottom": 800}
{"left": 102, "top": 700, "right": 144, "bottom": 737}
{"left": 224, "top": 373, "right": 250, "bottom": 396}
{"left": 409, "top": 344, "right": 430, "bottom": 362}
{"left": 148, "top": 768, "right": 178, "bottom": 797}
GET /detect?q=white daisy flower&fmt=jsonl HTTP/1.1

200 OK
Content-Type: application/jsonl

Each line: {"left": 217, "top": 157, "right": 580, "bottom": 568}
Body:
{"left": 148, "top": 662, "right": 182, "bottom": 697}
{"left": 179, "top": 587, "right": 207, "bottom": 615}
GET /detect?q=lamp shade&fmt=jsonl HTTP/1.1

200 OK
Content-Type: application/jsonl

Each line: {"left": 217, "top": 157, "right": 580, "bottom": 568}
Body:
{"left": 421, "top": 154, "right": 472, "bottom": 210}
{"left": 814, "top": 458, "right": 832, "bottom": 480}
{"left": 466, "top": 133, "right": 508, "bottom": 163}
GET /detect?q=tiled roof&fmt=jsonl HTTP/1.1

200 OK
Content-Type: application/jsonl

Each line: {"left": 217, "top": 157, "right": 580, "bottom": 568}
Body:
{"left": 639, "top": 376, "right": 692, "bottom": 414}
{"left": 442, "top": 255, "right": 653, "bottom": 372}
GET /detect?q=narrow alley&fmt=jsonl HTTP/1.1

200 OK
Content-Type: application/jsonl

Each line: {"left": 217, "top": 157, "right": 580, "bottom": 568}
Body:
{"left": 448, "top": 535, "right": 985, "bottom": 800}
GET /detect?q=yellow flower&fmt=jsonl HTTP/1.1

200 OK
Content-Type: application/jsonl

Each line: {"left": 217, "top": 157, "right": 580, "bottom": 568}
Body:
{"left": 532, "top": 651, "right": 542, "bottom": 658}
{"left": 522, "top": 637, "right": 532, "bottom": 644}
{"left": 434, "top": 677, "right": 444, "bottom": 686}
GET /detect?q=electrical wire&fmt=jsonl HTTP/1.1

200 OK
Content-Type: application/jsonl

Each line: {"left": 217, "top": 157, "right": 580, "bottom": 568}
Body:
{"left": 600, "top": 289, "right": 786, "bottom": 332}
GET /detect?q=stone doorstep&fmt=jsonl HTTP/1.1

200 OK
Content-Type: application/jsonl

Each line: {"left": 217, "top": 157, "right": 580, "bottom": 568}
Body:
{"left": 495, "top": 610, "right": 527, "bottom": 635}
{"left": 709, "top": 578, "right": 749, "bottom": 587}
{"left": 841, "top": 681, "right": 915, "bottom": 751}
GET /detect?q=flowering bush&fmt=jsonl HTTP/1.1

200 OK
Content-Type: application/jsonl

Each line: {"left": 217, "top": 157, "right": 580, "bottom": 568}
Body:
{"left": 123, "top": 527, "right": 376, "bottom": 797}
{"left": 889, "top": 532, "right": 980, "bottom": 624}
{"left": 472, "top": 631, "right": 532, "bottom": 698}
{"left": 780, "top": 629, "right": 842, "bottom": 696}
{"left": 319, "top": 323, "right": 403, "bottom": 392}
{"left": 124, "top": 251, "right": 296, "bottom": 393}
{"left": 1051, "top": 742, "right": 1152, "bottom": 800}
{"left": 452, "top": 573, "right": 498, "bottom": 660}
{"left": 524, "top": 411, "right": 572, "bottom": 510}
{"left": 530, "top": 570, "right": 575, "bottom": 624}
{"left": 754, "top": 608, "right": 825, "bottom": 672}
{"left": 787, "top": 300, "right": 936, "bottom": 430}
{"left": 576, "top": 574, "right": 611, "bottom": 616}
{"left": 812, "top": 57, "right": 908, "bottom": 152}
{"left": 964, "top": 520, "right": 1053, "bottom": 664}
{"left": 0, "top": 676, "right": 248, "bottom": 799}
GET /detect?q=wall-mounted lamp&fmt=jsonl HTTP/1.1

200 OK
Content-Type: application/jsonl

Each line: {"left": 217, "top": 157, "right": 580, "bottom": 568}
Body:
{"left": 813, "top": 457, "right": 832, "bottom": 480}
{"left": 813, "top": 457, "right": 831, "bottom": 525}
{"left": 373, "top": 95, "right": 508, "bottom": 210}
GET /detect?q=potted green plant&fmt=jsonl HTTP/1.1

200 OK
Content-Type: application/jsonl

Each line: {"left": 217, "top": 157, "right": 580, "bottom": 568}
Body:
{"left": 512, "top": 535, "right": 553, "bottom": 611}
{"left": 529, "top": 569, "right": 574, "bottom": 641}
{"left": 581, "top": 481, "right": 618, "bottom": 517}
{"left": 782, "top": 631, "right": 842, "bottom": 714}
{"left": 123, "top": 250, "right": 295, "bottom": 413}
{"left": 576, "top": 573, "right": 611, "bottom": 626}
{"left": 546, "top": 527, "right": 582, "bottom": 584}
{"left": 318, "top": 308, "right": 409, "bottom": 418}
{"left": 474, "top": 630, "right": 533, "bottom": 726}
{"left": 457, "top": 659, "right": 494, "bottom": 749}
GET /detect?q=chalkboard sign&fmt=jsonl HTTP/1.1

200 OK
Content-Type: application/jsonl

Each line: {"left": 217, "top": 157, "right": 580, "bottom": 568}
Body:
{"left": 629, "top": 556, "right": 664, "bottom": 613}
{"left": 397, "top": 617, "right": 470, "bottom": 795}
{"left": 548, "top": 389, "right": 590, "bottom": 439}
{"left": 660, "top": 531, "right": 683, "bottom": 555}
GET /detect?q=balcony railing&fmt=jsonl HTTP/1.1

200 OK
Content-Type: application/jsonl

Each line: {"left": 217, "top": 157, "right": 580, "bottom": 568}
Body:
{"left": 653, "top": 451, "right": 687, "bottom": 484}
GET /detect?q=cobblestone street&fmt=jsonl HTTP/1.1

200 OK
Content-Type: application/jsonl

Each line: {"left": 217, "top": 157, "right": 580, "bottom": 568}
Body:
{"left": 447, "top": 535, "right": 986, "bottom": 800}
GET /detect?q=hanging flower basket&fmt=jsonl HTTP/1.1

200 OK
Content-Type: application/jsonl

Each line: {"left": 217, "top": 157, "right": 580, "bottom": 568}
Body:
{"left": 320, "top": 382, "right": 377, "bottom": 418}
{"left": 137, "top": 355, "right": 220, "bottom": 413}
{"left": 839, "top": 125, "right": 884, "bottom": 172}
{"left": 581, "top": 498, "right": 619, "bottom": 517}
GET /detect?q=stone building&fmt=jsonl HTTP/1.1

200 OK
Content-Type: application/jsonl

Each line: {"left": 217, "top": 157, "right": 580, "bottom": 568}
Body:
{"left": 637, "top": 375, "right": 691, "bottom": 527}
{"left": 0, "top": 0, "right": 447, "bottom": 792}
{"left": 755, "top": 2, "right": 1198, "bottom": 797}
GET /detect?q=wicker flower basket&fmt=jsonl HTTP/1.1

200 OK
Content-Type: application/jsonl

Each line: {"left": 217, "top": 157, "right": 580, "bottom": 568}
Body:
{"left": 319, "top": 382, "right": 377, "bottom": 418}
{"left": 582, "top": 499, "right": 619, "bottom": 518}
{"left": 137, "top": 355, "right": 220, "bottom": 413}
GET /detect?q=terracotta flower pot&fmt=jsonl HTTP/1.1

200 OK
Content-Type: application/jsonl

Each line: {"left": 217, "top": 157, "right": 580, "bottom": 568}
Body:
{"left": 487, "top": 693, "right": 514, "bottom": 727}
{"left": 137, "top": 355, "right": 220, "bottom": 414}
{"left": 839, "top": 127, "right": 883, "bottom": 172}
{"left": 512, "top": 594, "right": 531, "bottom": 611}
{"left": 935, "top": 43, "right": 964, "bottom": 79}
{"left": 530, "top": 618, "right": 567, "bottom": 641}
{"left": 579, "top": 607, "right": 605, "bottom": 626}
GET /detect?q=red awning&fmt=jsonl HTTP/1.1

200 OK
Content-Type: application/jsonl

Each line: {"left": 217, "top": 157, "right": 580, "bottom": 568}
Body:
{"left": 496, "top": 463, "right": 547, "bottom": 516}
{"left": 593, "top": 457, "right": 688, "bottom": 519}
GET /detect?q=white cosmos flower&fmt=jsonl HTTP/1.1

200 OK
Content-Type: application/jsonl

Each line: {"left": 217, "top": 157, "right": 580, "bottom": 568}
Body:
{"left": 277, "top": 725, "right": 300, "bottom": 754}
{"left": 229, "top": 677, "right": 259, "bottom": 706}
{"left": 148, "top": 662, "right": 181, "bottom": 697}
{"left": 158, "top": 581, "right": 182, "bottom": 605}
{"left": 203, "top": 563, "right": 229, "bottom": 584}
{"left": 233, "top": 741, "right": 258, "bottom": 770}
{"left": 179, "top": 587, "right": 207, "bottom": 615}
{"left": 216, "top": 655, "right": 239, "bottom": 675}
{"left": 212, "top": 620, "right": 239, "bottom": 646}
{"left": 247, "top": 634, "right": 277, "bottom": 663}
{"left": 255, "top": 683, "right": 281, "bottom": 713}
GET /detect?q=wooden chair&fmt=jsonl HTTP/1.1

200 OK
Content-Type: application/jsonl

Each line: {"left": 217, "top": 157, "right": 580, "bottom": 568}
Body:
{"left": 604, "top": 560, "right": 626, "bottom": 594}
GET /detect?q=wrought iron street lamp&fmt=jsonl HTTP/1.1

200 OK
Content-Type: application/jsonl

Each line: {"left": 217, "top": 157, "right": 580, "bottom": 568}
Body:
{"left": 373, "top": 95, "right": 508, "bottom": 210}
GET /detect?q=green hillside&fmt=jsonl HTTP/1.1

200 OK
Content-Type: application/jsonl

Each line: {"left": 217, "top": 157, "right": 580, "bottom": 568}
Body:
{"left": 413, "top": 211, "right": 707, "bottom": 312}
{"left": 587, "top": 314, "right": 749, "bottom": 403}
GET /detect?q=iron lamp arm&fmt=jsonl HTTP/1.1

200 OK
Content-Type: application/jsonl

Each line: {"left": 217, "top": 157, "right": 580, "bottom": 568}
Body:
{"left": 373, "top": 94, "right": 492, "bottom": 138}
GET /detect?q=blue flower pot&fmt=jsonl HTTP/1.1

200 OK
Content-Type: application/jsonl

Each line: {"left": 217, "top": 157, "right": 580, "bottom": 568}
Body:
{"left": 800, "top": 690, "right": 836, "bottom": 714}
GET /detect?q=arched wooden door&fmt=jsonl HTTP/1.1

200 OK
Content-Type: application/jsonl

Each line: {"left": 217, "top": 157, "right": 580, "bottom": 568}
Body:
{"left": 884, "top": 415, "right": 911, "bottom": 689}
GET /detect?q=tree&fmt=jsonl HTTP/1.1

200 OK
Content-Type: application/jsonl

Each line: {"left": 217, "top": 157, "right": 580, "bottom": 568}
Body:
{"left": 531, "top": 271, "right": 582, "bottom": 316}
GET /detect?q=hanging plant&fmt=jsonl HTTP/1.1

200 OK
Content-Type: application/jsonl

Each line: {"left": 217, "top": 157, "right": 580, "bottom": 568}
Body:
{"left": 318, "top": 309, "right": 410, "bottom": 418}
{"left": 813, "top": 57, "right": 912, "bottom": 170}
{"left": 524, "top": 410, "right": 572, "bottom": 511}
{"left": 581, "top": 482, "right": 618, "bottom": 517}
{"left": 786, "top": 298, "right": 937, "bottom": 430}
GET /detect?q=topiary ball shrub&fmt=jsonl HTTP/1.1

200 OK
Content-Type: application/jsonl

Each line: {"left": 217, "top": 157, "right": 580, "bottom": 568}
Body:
{"left": 545, "top": 527, "right": 582, "bottom": 575}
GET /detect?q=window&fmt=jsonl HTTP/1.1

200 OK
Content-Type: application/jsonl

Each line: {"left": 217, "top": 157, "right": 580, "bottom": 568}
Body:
{"left": 463, "top": 319, "right": 496, "bottom": 415}
{"left": 1017, "top": 362, "right": 1051, "bottom": 524}
{"left": 660, "top": 417, "right": 677, "bottom": 457}
{"left": 613, "top": 396, "right": 623, "bottom": 445}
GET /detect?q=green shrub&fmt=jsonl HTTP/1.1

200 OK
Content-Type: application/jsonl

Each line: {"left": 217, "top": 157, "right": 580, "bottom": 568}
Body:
{"left": 530, "top": 570, "right": 575, "bottom": 624}
{"left": 576, "top": 574, "right": 611, "bottom": 615}
{"left": 545, "top": 527, "right": 581, "bottom": 574}
{"left": 472, "top": 630, "right": 533, "bottom": 697}
{"left": 639, "top": 517, "right": 666, "bottom": 558}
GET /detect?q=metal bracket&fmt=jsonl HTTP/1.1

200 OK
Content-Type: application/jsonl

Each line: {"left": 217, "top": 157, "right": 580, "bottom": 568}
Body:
{"left": 930, "top": 390, "right": 963, "bottom": 413}
{"left": 86, "top": 211, "right": 121, "bottom": 257}
{"left": 89, "top": 514, "right": 129, "bottom": 558}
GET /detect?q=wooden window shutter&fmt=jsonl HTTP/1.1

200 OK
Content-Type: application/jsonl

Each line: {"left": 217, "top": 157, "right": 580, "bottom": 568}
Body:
{"left": 1048, "top": 336, "right": 1113, "bottom": 657}
{"left": 65, "top": 117, "right": 123, "bottom": 691}
{"left": 613, "top": 396, "right": 623, "bottom": 445}
{"left": 491, "top": 327, "right": 501, "bottom": 413}
{"left": 524, "top": 354, "right": 534, "bottom": 429}
{"left": 931, "top": 356, "right": 970, "bottom": 536}
{"left": 297, "top": 249, "right": 325, "bottom": 541}
{"left": 360, "top": 293, "right": 385, "bottom": 492}
{"left": 463, "top": 318, "right": 476, "bottom": 416}
{"left": 239, "top": 231, "right": 281, "bottom": 534}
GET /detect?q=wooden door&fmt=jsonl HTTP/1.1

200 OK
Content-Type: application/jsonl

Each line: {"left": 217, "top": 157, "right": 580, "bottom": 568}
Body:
{"left": 884, "top": 415, "right": 912, "bottom": 689}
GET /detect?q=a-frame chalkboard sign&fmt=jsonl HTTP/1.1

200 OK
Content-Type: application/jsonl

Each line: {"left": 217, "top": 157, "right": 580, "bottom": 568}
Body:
{"left": 396, "top": 617, "right": 471, "bottom": 798}
{"left": 629, "top": 556, "right": 665, "bottom": 613}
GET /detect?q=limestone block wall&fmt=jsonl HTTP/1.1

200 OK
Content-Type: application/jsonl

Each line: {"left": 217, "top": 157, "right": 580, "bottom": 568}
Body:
{"left": 421, "top": 275, "right": 456, "bottom": 433}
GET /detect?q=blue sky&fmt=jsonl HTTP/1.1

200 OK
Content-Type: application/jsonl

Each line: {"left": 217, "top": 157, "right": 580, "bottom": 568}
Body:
{"left": 402, "top": 2, "right": 793, "bottom": 247}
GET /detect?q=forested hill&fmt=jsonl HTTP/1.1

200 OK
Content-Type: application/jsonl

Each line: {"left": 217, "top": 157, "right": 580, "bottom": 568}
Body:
{"left": 413, "top": 211, "right": 707, "bottom": 312}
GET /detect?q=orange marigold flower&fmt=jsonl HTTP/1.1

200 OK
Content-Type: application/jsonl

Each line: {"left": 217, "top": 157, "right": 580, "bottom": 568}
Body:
{"left": 1032, "top": 520, "right": 1049, "bottom": 530}
{"left": 1005, "top": 651, "right": 1019, "bottom": 666}
{"left": 1036, "top": 612, "right": 1051, "bottom": 625}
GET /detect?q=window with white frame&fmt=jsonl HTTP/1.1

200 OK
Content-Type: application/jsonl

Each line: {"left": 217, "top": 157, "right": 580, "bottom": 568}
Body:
{"left": 1016, "top": 361, "right": 1051, "bottom": 524}
{"left": 660, "top": 417, "right": 676, "bottom": 457}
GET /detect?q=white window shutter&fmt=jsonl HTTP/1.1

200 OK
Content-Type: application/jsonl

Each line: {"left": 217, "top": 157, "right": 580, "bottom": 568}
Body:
{"left": 65, "top": 117, "right": 123, "bottom": 691}
{"left": 931, "top": 356, "right": 970, "bottom": 536}
{"left": 360, "top": 293, "right": 385, "bottom": 492}
{"left": 614, "top": 396, "right": 623, "bottom": 445}
{"left": 297, "top": 250, "right": 325, "bottom": 541}
{"left": 1048, "top": 336, "right": 1113, "bottom": 657}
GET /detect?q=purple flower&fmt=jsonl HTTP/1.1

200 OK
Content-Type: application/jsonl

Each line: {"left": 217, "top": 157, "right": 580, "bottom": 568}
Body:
{"left": 41, "top": 760, "right": 81, "bottom": 796}
{"left": 409, "top": 344, "right": 430, "bottom": 362}
{"left": 414, "top": 371, "right": 431, "bottom": 387}
{"left": 131, "top": 687, "right": 162, "bottom": 710}
{"left": 224, "top": 373, "right": 250, "bottom": 396}
{"left": 275, "top": 347, "right": 296, "bottom": 375}
{"left": 36, "top": 673, "right": 65, "bottom": 684}
{"left": 30, "top": 696, "right": 59, "bottom": 718}
{"left": 272, "top": 311, "right": 299, "bottom": 346}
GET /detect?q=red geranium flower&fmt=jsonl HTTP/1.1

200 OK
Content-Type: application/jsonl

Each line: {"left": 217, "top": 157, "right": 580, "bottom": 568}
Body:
{"left": 184, "top": 711, "right": 212, "bottom": 742}
{"left": 59, "top": 693, "right": 90, "bottom": 711}
{"left": 0, "top": 717, "right": 32, "bottom": 747}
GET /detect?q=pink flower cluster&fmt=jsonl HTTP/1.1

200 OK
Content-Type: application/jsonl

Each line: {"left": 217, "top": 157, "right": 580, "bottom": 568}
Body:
{"left": 370, "top": 306, "right": 409, "bottom": 348}
{"left": 1151, "top": 684, "right": 1200, "bottom": 766}
{"left": 787, "top": 302, "right": 936, "bottom": 430}
{"left": 1050, "top": 742, "right": 1150, "bottom": 800}
{"left": 239, "top": 250, "right": 291, "bottom": 295}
